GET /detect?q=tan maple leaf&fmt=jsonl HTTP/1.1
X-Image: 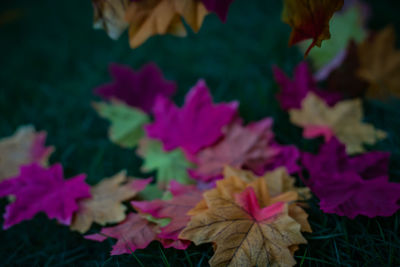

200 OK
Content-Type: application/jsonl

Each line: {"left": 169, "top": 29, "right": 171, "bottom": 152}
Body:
{"left": 357, "top": 26, "right": 400, "bottom": 99}
{"left": 180, "top": 176, "right": 307, "bottom": 267}
{"left": 0, "top": 125, "right": 53, "bottom": 182}
{"left": 289, "top": 93, "right": 386, "bottom": 154}
{"left": 70, "top": 171, "right": 151, "bottom": 233}
{"left": 92, "top": 0, "right": 130, "bottom": 40}
{"left": 125, "top": 0, "right": 208, "bottom": 48}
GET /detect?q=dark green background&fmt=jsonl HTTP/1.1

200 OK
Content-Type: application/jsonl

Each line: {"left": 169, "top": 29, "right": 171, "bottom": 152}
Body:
{"left": 1, "top": 0, "right": 400, "bottom": 266}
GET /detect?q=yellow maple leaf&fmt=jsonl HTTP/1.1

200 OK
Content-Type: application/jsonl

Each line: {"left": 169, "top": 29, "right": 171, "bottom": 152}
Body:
{"left": 289, "top": 93, "right": 386, "bottom": 154}
{"left": 180, "top": 173, "right": 307, "bottom": 267}
{"left": 0, "top": 125, "right": 53, "bottom": 182}
{"left": 70, "top": 171, "right": 150, "bottom": 233}
{"left": 282, "top": 0, "right": 344, "bottom": 55}
{"left": 357, "top": 26, "right": 400, "bottom": 99}
{"left": 92, "top": 0, "right": 130, "bottom": 40}
{"left": 125, "top": 0, "right": 208, "bottom": 48}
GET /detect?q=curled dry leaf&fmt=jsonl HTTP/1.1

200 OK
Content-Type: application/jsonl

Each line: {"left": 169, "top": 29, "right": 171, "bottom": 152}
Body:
{"left": 282, "top": 0, "right": 344, "bottom": 55}
{"left": 92, "top": 0, "right": 129, "bottom": 40}
{"left": 180, "top": 173, "right": 308, "bottom": 267}
{"left": 70, "top": 171, "right": 151, "bottom": 233}
{"left": 289, "top": 93, "right": 386, "bottom": 154}
{"left": 126, "top": 0, "right": 208, "bottom": 48}
{"left": 0, "top": 125, "right": 53, "bottom": 182}
{"left": 357, "top": 26, "right": 400, "bottom": 99}
{"left": 93, "top": 101, "right": 149, "bottom": 148}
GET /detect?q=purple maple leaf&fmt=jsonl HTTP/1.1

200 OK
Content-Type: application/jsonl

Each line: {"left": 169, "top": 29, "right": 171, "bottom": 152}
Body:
{"left": 0, "top": 164, "right": 90, "bottom": 229}
{"left": 301, "top": 138, "right": 398, "bottom": 218}
{"left": 94, "top": 63, "right": 176, "bottom": 113}
{"left": 273, "top": 61, "right": 342, "bottom": 110}
{"left": 201, "top": 0, "right": 235, "bottom": 22}
{"left": 145, "top": 79, "right": 238, "bottom": 155}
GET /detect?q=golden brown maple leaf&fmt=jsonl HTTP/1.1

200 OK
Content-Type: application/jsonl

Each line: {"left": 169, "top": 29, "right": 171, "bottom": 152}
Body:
{"left": 92, "top": 0, "right": 130, "bottom": 40}
{"left": 0, "top": 126, "right": 53, "bottom": 182}
{"left": 70, "top": 171, "right": 151, "bottom": 233}
{"left": 126, "top": 0, "right": 208, "bottom": 48}
{"left": 282, "top": 0, "right": 344, "bottom": 55}
{"left": 357, "top": 26, "right": 400, "bottom": 99}
{"left": 289, "top": 93, "right": 386, "bottom": 154}
{"left": 180, "top": 174, "right": 307, "bottom": 267}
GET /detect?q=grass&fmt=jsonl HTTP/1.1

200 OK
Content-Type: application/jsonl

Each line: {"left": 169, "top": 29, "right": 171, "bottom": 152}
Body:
{"left": 1, "top": 0, "right": 400, "bottom": 266}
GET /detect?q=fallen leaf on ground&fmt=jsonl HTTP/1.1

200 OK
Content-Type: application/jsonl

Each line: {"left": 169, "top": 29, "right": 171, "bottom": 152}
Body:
{"left": 357, "top": 26, "right": 400, "bottom": 99}
{"left": 131, "top": 181, "right": 203, "bottom": 249}
{"left": 0, "top": 125, "right": 54, "bottom": 182}
{"left": 126, "top": 0, "right": 208, "bottom": 48}
{"left": 71, "top": 171, "right": 151, "bottom": 233}
{"left": 146, "top": 79, "right": 238, "bottom": 155}
{"left": 0, "top": 164, "right": 90, "bottom": 229}
{"left": 180, "top": 177, "right": 307, "bottom": 267}
{"left": 85, "top": 213, "right": 159, "bottom": 255}
{"left": 92, "top": 0, "right": 129, "bottom": 40}
{"left": 94, "top": 63, "right": 176, "bottom": 113}
{"left": 93, "top": 101, "right": 149, "bottom": 148}
{"left": 289, "top": 92, "right": 386, "bottom": 154}
{"left": 273, "top": 62, "right": 342, "bottom": 110}
{"left": 137, "top": 139, "right": 193, "bottom": 188}
{"left": 282, "top": 0, "right": 344, "bottom": 55}
{"left": 189, "top": 119, "right": 276, "bottom": 182}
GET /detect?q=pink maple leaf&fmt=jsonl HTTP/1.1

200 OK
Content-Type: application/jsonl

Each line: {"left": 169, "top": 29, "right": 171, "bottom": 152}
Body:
{"left": 273, "top": 62, "right": 342, "bottom": 110}
{"left": 85, "top": 213, "right": 158, "bottom": 255}
{"left": 94, "top": 63, "right": 176, "bottom": 113}
{"left": 0, "top": 164, "right": 90, "bottom": 229}
{"left": 131, "top": 181, "right": 203, "bottom": 249}
{"left": 145, "top": 79, "right": 238, "bottom": 155}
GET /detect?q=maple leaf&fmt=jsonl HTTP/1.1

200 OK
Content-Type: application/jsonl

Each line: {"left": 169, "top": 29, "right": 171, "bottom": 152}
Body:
{"left": 131, "top": 181, "right": 203, "bottom": 249}
{"left": 264, "top": 144, "right": 301, "bottom": 175}
{"left": 282, "top": 0, "right": 344, "bottom": 56}
{"left": 189, "top": 119, "right": 277, "bottom": 182}
{"left": 301, "top": 138, "right": 399, "bottom": 218}
{"left": 289, "top": 92, "right": 386, "bottom": 154}
{"left": 85, "top": 213, "right": 159, "bottom": 255}
{"left": 180, "top": 184, "right": 307, "bottom": 266}
{"left": 357, "top": 26, "right": 400, "bottom": 99}
{"left": 200, "top": 0, "right": 234, "bottom": 21}
{"left": 0, "top": 125, "right": 54, "bottom": 182}
{"left": 92, "top": 0, "right": 129, "bottom": 40}
{"left": 0, "top": 164, "right": 90, "bottom": 229}
{"left": 93, "top": 101, "right": 149, "bottom": 148}
{"left": 137, "top": 139, "right": 193, "bottom": 188}
{"left": 299, "top": 3, "right": 367, "bottom": 79}
{"left": 146, "top": 79, "right": 238, "bottom": 155}
{"left": 94, "top": 63, "right": 176, "bottom": 113}
{"left": 125, "top": 0, "right": 208, "bottom": 48}
{"left": 70, "top": 171, "right": 151, "bottom": 233}
{"left": 273, "top": 62, "right": 342, "bottom": 110}
{"left": 302, "top": 138, "right": 390, "bottom": 184}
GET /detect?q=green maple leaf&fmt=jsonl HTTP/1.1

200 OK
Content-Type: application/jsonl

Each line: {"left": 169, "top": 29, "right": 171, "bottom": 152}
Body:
{"left": 93, "top": 101, "right": 149, "bottom": 148}
{"left": 138, "top": 139, "right": 194, "bottom": 188}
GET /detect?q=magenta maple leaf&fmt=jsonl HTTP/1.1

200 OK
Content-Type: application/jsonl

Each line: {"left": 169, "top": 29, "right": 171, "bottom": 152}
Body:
{"left": 0, "top": 164, "right": 90, "bottom": 229}
{"left": 302, "top": 138, "right": 390, "bottom": 185}
{"left": 94, "top": 63, "right": 176, "bottom": 113}
{"left": 273, "top": 62, "right": 342, "bottom": 110}
{"left": 145, "top": 79, "right": 238, "bottom": 155}
{"left": 131, "top": 181, "right": 203, "bottom": 249}
{"left": 201, "top": 0, "right": 235, "bottom": 22}
{"left": 85, "top": 213, "right": 158, "bottom": 255}
{"left": 301, "top": 138, "right": 398, "bottom": 218}
{"left": 264, "top": 144, "right": 301, "bottom": 174}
